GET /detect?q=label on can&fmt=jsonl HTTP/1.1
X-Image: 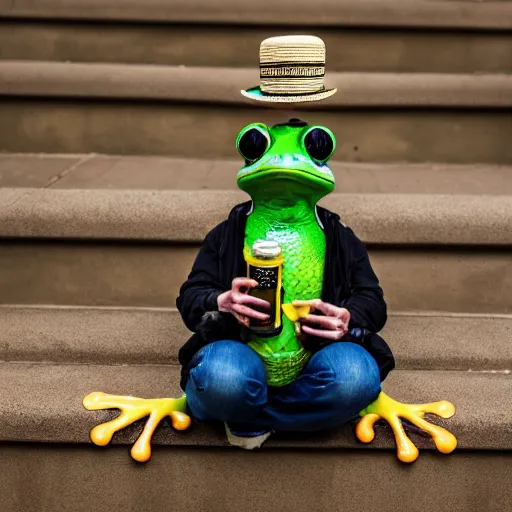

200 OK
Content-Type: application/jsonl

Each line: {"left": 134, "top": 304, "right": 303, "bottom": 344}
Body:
{"left": 244, "top": 240, "right": 284, "bottom": 336}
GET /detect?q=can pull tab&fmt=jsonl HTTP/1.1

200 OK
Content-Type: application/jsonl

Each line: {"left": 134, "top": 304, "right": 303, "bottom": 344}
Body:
{"left": 252, "top": 240, "right": 282, "bottom": 260}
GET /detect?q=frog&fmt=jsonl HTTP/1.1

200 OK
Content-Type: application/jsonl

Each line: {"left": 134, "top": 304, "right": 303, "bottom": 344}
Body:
{"left": 84, "top": 119, "right": 457, "bottom": 463}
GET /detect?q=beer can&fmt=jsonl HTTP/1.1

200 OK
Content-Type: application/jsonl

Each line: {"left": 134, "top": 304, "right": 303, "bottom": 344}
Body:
{"left": 244, "top": 240, "right": 284, "bottom": 336}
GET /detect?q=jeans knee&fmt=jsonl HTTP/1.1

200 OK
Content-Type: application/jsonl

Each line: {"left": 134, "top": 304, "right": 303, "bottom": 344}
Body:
{"left": 311, "top": 342, "right": 381, "bottom": 409}
{"left": 186, "top": 340, "right": 267, "bottom": 421}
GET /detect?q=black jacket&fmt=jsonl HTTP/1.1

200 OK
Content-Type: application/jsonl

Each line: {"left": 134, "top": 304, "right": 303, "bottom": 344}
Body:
{"left": 176, "top": 201, "right": 394, "bottom": 390}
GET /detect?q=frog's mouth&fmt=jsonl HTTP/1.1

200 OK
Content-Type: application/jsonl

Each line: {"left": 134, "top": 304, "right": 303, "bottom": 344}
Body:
{"left": 238, "top": 164, "right": 334, "bottom": 191}
{"left": 245, "top": 167, "right": 332, "bottom": 182}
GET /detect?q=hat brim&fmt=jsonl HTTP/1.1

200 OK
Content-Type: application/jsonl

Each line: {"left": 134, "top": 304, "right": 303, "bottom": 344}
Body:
{"left": 241, "top": 86, "right": 337, "bottom": 104}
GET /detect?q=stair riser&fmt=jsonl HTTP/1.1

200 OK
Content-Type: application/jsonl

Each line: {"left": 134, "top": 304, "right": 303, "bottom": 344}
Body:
{"left": 2, "top": 0, "right": 510, "bottom": 30}
{"left": 1, "top": 243, "right": 511, "bottom": 313}
{"left": 1, "top": 100, "right": 511, "bottom": 163}
{"left": 1, "top": 307, "right": 510, "bottom": 370}
{"left": 1, "top": 22, "right": 511, "bottom": 74}
{"left": 1, "top": 445, "right": 510, "bottom": 512}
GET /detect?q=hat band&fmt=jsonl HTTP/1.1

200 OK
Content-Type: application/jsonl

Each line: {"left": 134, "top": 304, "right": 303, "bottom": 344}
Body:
{"left": 260, "top": 62, "right": 326, "bottom": 95}
{"left": 260, "top": 63, "right": 325, "bottom": 79}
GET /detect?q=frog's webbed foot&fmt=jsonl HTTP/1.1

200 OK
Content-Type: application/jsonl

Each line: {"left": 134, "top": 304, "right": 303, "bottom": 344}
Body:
{"left": 83, "top": 392, "right": 190, "bottom": 462}
{"left": 356, "top": 392, "right": 457, "bottom": 463}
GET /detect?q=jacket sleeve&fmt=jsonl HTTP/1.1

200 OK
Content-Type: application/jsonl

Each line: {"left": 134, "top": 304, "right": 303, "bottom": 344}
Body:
{"left": 176, "top": 223, "right": 228, "bottom": 332}
{"left": 340, "top": 228, "right": 387, "bottom": 333}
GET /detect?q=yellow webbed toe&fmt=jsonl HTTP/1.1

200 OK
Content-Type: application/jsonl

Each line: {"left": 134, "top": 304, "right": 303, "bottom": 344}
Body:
{"left": 357, "top": 392, "right": 457, "bottom": 463}
{"left": 83, "top": 393, "right": 190, "bottom": 462}
{"left": 355, "top": 413, "right": 379, "bottom": 443}
{"left": 170, "top": 411, "right": 192, "bottom": 430}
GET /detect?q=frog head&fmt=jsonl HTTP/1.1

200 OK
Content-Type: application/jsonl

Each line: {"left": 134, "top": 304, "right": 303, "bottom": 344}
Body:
{"left": 236, "top": 119, "right": 336, "bottom": 204}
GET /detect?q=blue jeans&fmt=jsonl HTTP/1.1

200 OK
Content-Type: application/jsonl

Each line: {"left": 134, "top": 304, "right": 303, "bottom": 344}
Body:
{"left": 185, "top": 340, "right": 381, "bottom": 434}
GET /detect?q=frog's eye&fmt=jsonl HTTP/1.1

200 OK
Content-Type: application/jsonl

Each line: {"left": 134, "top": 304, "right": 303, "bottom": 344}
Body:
{"left": 303, "top": 126, "right": 336, "bottom": 164}
{"left": 236, "top": 124, "right": 271, "bottom": 164}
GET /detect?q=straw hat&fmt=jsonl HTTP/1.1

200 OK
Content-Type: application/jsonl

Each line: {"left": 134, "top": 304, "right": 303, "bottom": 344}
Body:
{"left": 241, "top": 35, "right": 337, "bottom": 104}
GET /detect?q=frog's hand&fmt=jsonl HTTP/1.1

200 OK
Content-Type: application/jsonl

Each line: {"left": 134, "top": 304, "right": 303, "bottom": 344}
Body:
{"left": 356, "top": 392, "right": 457, "bottom": 463}
{"left": 82, "top": 392, "right": 190, "bottom": 462}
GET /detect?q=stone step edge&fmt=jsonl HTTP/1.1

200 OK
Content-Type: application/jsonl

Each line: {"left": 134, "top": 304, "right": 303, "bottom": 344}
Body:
{"left": 4, "top": 152, "right": 512, "bottom": 171}
{"left": 1, "top": 188, "right": 511, "bottom": 246}
{"left": 1, "top": 305, "right": 511, "bottom": 371}
{"left": 1, "top": 362, "right": 509, "bottom": 451}
{"left": 1, "top": 61, "right": 512, "bottom": 108}
{"left": 2, "top": 0, "right": 510, "bottom": 30}
{"left": 4, "top": 153, "right": 512, "bottom": 195}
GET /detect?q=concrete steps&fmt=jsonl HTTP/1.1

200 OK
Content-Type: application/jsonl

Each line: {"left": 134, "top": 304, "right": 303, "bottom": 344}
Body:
{"left": 1, "top": 304, "right": 511, "bottom": 508}
{"left": 1, "top": 2, "right": 510, "bottom": 165}
{"left": 0, "top": 188, "right": 511, "bottom": 312}
{"left": 2, "top": 444, "right": 510, "bottom": 512}
{"left": 1, "top": 23, "right": 511, "bottom": 73}
{"left": 0, "top": 62, "right": 510, "bottom": 162}
{"left": 2, "top": 153, "right": 512, "bottom": 195}
{"left": 0, "top": 2, "right": 510, "bottom": 509}
{"left": 3, "top": 62, "right": 512, "bottom": 108}
{"left": 4, "top": 99, "right": 509, "bottom": 164}
{"left": 3, "top": 0, "right": 511, "bottom": 29}
{"left": 1, "top": 361, "right": 510, "bottom": 450}
{"left": 2, "top": 188, "right": 511, "bottom": 244}
{"left": 2, "top": 239, "right": 512, "bottom": 313}
{"left": 1, "top": 305, "right": 511, "bottom": 371}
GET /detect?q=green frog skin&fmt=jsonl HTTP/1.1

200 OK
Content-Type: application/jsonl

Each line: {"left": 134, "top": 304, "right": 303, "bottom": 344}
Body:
{"left": 237, "top": 120, "right": 335, "bottom": 386}
{"left": 83, "top": 120, "right": 457, "bottom": 463}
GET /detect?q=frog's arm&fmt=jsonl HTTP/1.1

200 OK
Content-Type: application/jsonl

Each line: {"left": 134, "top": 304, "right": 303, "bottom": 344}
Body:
{"left": 356, "top": 392, "right": 457, "bottom": 463}
{"left": 82, "top": 392, "right": 190, "bottom": 462}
